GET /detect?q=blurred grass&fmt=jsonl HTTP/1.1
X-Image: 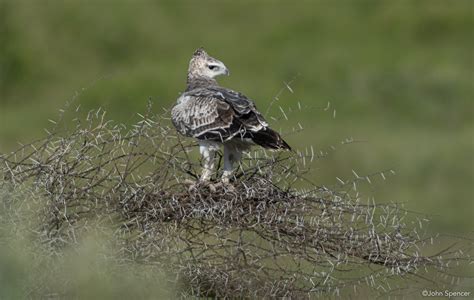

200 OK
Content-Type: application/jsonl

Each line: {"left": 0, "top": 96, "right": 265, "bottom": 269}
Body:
{"left": 0, "top": 230, "right": 174, "bottom": 299}
{"left": 0, "top": 186, "right": 175, "bottom": 299}
{"left": 0, "top": 0, "right": 472, "bottom": 235}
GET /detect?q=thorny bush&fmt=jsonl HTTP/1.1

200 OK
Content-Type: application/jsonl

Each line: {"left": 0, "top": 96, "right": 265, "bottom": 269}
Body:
{"left": 1, "top": 104, "right": 472, "bottom": 298}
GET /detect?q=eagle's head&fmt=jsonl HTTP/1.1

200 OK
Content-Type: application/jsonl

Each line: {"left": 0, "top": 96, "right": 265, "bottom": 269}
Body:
{"left": 188, "top": 48, "right": 230, "bottom": 80}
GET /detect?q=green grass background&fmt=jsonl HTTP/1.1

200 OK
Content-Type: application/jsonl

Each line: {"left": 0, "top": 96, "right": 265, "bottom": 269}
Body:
{"left": 1, "top": 1, "right": 472, "bottom": 230}
{"left": 0, "top": 1, "right": 472, "bottom": 295}
{"left": 1, "top": 1, "right": 473, "bottom": 226}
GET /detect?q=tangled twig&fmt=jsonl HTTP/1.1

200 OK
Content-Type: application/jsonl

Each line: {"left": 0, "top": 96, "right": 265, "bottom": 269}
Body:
{"left": 0, "top": 105, "right": 472, "bottom": 298}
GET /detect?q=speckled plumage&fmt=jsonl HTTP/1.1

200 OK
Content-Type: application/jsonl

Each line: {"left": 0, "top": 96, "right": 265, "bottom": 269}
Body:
{"left": 171, "top": 48, "right": 290, "bottom": 182}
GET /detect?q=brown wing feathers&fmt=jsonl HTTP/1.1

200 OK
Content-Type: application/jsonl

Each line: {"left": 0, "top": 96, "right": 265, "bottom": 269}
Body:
{"left": 244, "top": 127, "right": 291, "bottom": 150}
{"left": 171, "top": 86, "right": 290, "bottom": 150}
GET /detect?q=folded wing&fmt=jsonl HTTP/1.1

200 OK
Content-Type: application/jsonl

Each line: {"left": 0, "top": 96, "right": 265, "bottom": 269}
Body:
{"left": 171, "top": 86, "right": 290, "bottom": 150}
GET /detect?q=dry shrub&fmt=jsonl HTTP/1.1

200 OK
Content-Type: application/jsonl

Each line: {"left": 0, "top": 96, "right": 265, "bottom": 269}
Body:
{"left": 1, "top": 104, "right": 472, "bottom": 298}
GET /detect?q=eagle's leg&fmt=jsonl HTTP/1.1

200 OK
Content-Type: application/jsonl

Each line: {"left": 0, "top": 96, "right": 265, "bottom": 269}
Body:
{"left": 200, "top": 144, "right": 216, "bottom": 181}
{"left": 222, "top": 144, "right": 242, "bottom": 184}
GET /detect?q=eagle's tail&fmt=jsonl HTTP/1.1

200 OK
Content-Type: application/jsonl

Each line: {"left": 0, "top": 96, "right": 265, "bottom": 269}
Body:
{"left": 249, "top": 128, "right": 291, "bottom": 150}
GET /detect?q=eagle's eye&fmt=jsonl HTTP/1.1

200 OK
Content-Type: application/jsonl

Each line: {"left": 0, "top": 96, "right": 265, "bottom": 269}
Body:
{"left": 208, "top": 65, "right": 218, "bottom": 70}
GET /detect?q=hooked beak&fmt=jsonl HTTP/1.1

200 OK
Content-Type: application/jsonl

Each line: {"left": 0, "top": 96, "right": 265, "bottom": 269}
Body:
{"left": 224, "top": 67, "right": 230, "bottom": 76}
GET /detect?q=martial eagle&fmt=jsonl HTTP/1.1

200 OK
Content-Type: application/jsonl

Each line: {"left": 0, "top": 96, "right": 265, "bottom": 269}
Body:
{"left": 171, "top": 48, "right": 291, "bottom": 183}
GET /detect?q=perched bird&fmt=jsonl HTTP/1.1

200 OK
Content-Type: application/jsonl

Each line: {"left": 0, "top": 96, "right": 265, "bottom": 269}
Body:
{"left": 171, "top": 48, "right": 291, "bottom": 183}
